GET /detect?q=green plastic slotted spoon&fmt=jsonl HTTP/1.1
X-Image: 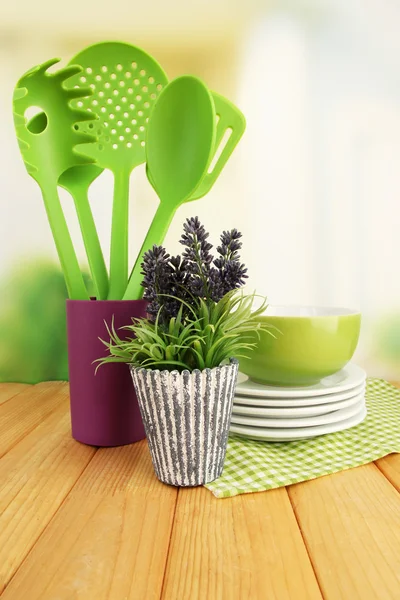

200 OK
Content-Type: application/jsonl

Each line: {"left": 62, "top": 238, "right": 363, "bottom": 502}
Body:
{"left": 13, "top": 59, "right": 97, "bottom": 300}
{"left": 67, "top": 41, "right": 168, "bottom": 299}
{"left": 190, "top": 91, "right": 246, "bottom": 200}
{"left": 124, "top": 89, "right": 246, "bottom": 300}
{"left": 123, "top": 75, "right": 216, "bottom": 301}
{"left": 27, "top": 111, "right": 108, "bottom": 300}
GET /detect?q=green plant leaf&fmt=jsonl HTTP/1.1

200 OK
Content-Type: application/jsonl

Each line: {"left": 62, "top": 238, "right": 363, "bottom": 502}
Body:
{"left": 97, "top": 288, "right": 273, "bottom": 372}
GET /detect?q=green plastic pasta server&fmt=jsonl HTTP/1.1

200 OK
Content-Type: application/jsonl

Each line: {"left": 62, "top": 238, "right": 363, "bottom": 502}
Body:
{"left": 67, "top": 41, "right": 168, "bottom": 299}
{"left": 27, "top": 111, "right": 108, "bottom": 300}
{"left": 123, "top": 75, "right": 216, "bottom": 300}
{"left": 13, "top": 59, "right": 98, "bottom": 300}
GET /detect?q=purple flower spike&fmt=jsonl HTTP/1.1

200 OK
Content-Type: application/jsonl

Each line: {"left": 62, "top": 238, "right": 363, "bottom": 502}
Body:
{"left": 140, "top": 217, "right": 248, "bottom": 323}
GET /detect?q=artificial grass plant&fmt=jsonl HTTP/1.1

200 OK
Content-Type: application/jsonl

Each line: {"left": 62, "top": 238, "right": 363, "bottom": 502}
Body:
{"left": 97, "top": 217, "right": 274, "bottom": 372}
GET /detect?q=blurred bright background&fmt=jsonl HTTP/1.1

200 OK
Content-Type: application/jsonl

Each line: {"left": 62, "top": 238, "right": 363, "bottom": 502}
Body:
{"left": 0, "top": 0, "right": 399, "bottom": 382}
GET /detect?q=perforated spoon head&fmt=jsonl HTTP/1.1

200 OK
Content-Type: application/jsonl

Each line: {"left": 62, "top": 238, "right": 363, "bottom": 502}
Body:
{"left": 66, "top": 42, "right": 168, "bottom": 172}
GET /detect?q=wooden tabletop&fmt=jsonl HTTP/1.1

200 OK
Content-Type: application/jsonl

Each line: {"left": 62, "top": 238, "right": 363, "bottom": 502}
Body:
{"left": 1, "top": 381, "right": 400, "bottom": 599}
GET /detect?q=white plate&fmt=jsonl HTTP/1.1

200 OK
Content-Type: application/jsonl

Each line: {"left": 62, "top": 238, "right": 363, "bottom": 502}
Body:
{"left": 232, "top": 388, "right": 365, "bottom": 418}
{"left": 233, "top": 382, "right": 366, "bottom": 408}
{"left": 235, "top": 363, "right": 366, "bottom": 399}
{"left": 229, "top": 405, "right": 367, "bottom": 442}
{"left": 231, "top": 394, "right": 365, "bottom": 428}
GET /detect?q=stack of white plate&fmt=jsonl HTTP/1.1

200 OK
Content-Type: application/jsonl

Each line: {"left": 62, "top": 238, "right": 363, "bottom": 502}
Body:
{"left": 231, "top": 363, "right": 367, "bottom": 442}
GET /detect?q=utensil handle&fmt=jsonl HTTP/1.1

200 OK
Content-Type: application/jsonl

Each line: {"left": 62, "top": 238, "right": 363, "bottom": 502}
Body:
{"left": 41, "top": 184, "right": 88, "bottom": 300}
{"left": 123, "top": 202, "right": 174, "bottom": 300}
{"left": 108, "top": 169, "right": 130, "bottom": 300}
{"left": 73, "top": 188, "right": 109, "bottom": 300}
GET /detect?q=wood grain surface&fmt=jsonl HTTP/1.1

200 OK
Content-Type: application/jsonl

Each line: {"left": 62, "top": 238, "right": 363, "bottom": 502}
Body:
{"left": 0, "top": 384, "right": 28, "bottom": 406}
{"left": 288, "top": 465, "right": 400, "bottom": 600}
{"left": 2, "top": 440, "right": 177, "bottom": 600}
{"left": 0, "top": 381, "right": 399, "bottom": 600}
{"left": 0, "top": 382, "right": 68, "bottom": 458}
{"left": 162, "top": 486, "right": 322, "bottom": 600}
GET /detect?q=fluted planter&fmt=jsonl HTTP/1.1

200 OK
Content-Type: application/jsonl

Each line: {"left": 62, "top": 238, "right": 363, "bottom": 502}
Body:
{"left": 130, "top": 359, "right": 239, "bottom": 487}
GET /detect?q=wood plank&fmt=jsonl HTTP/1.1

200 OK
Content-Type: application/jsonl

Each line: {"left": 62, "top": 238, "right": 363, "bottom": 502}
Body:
{"left": 2, "top": 441, "right": 178, "bottom": 600}
{"left": 288, "top": 464, "right": 400, "bottom": 600}
{"left": 0, "top": 395, "right": 96, "bottom": 593}
{"left": 0, "top": 381, "right": 68, "bottom": 458}
{"left": 375, "top": 454, "right": 400, "bottom": 494}
{"left": 162, "top": 486, "right": 322, "bottom": 600}
{"left": 0, "top": 383, "right": 30, "bottom": 406}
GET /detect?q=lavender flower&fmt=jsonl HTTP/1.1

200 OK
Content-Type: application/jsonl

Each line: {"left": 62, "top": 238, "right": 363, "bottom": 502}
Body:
{"left": 179, "top": 216, "right": 214, "bottom": 298}
{"left": 141, "top": 245, "right": 172, "bottom": 320}
{"left": 140, "top": 217, "right": 248, "bottom": 323}
{"left": 161, "top": 255, "right": 192, "bottom": 321}
{"left": 209, "top": 229, "right": 248, "bottom": 300}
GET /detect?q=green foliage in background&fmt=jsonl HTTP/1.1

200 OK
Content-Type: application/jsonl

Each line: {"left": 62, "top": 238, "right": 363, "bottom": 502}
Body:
{"left": 376, "top": 314, "right": 400, "bottom": 364}
{"left": 0, "top": 261, "right": 93, "bottom": 383}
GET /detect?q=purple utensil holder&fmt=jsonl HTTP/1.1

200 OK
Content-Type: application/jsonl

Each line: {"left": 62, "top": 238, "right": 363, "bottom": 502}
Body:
{"left": 66, "top": 299, "right": 147, "bottom": 447}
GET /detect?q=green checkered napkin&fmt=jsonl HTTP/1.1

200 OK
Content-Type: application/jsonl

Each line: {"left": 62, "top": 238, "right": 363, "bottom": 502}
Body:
{"left": 205, "top": 379, "right": 400, "bottom": 498}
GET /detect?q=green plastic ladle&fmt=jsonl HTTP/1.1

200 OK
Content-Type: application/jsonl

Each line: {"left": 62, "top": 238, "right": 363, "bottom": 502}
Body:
{"left": 123, "top": 75, "right": 216, "bottom": 300}
{"left": 13, "top": 59, "right": 97, "bottom": 300}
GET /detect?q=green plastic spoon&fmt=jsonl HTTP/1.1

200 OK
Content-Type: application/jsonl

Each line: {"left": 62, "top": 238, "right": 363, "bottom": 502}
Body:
{"left": 124, "top": 90, "right": 245, "bottom": 300}
{"left": 67, "top": 41, "right": 168, "bottom": 299}
{"left": 123, "top": 75, "right": 216, "bottom": 300}
{"left": 13, "top": 59, "right": 97, "bottom": 300}
{"left": 145, "top": 91, "right": 246, "bottom": 201}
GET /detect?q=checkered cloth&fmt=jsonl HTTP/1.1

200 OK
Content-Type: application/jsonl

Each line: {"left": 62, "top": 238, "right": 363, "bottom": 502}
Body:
{"left": 205, "top": 379, "right": 400, "bottom": 498}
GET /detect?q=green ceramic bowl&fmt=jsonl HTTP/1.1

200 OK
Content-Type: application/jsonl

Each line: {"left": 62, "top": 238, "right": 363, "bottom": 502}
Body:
{"left": 239, "top": 306, "right": 361, "bottom": 387}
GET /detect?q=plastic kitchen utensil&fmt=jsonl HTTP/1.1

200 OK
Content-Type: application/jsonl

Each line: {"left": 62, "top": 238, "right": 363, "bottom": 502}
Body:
{"left": 126, "top": 90, "right": 245, "bottom": 300}
{"left": 123, "top": 75, "right": 216, "bottom": 300}
{"left": 27, "top": 111, "right": 108, "bottom": 300}
{"left": 146, "top": 91, "right": 245, "bottom": 202}
{"left": 191, "top": 91, "right": 246, "bottom": 200}
{"left": 13, "top": 59, "right": 96, "bottom": 300}
{"left": 67, "top": 42, "right": 168, "bottom": 300}
{"left": 59, "top": 164, "right": 108, "bottom": 300}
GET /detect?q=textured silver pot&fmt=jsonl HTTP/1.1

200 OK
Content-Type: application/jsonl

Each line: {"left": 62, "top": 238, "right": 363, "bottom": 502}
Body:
{"left": 130, "top": 359, "right": 239, "bottom": 487}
